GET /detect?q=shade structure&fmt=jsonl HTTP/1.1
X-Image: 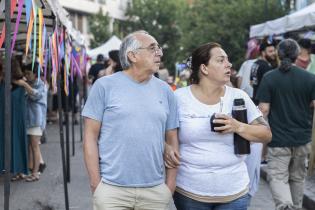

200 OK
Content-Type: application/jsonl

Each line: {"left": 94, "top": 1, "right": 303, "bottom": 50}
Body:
{"left": 87, "top": 35, "right": 121, "bottom": 59}
{"left": 250, "top": 3, "right": 315, "bottom": 38}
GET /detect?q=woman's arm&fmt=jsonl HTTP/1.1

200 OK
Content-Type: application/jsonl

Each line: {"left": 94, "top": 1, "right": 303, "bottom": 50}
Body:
{"left": 213, "top": 114, "right": 272, "bottom": 143}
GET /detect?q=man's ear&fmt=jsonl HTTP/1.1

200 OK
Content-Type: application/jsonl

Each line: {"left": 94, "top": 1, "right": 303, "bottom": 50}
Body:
{"left": 127, "top": 51, "right": 137, "bottom": 63}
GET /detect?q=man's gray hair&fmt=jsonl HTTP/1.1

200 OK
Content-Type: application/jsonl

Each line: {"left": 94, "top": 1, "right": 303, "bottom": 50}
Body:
{"left": 119, "top": 31, "right": 149, "bottom": 69}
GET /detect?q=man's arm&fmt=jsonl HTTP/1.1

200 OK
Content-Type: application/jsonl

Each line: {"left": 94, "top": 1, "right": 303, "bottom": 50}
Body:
{"left": 83, "top": 117, "right": 102, "bottom": 193}
{"left": 258, "top": 102, "right": 270, "bottom": 119}
{"left": 165, "top": 129, "right": 179, "bottom": 194}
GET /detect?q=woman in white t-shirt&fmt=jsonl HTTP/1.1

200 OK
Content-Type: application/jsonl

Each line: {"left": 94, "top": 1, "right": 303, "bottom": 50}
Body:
{"left": 173, "top": 42, "right": 272, "bottom": 210}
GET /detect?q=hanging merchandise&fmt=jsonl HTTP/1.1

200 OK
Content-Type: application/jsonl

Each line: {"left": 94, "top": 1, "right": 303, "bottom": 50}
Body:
{"left": 0, "top": 0, "right": 17, "bottom": 48}
{"left": 11, "top": 0, "right": 24, "bottom": 54}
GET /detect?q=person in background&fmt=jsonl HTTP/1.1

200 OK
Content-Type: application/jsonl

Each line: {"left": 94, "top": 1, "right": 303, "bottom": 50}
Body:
{"left": 257, "top": 38, "right": 315, "bottom": 210}
{"left": 15, "top": 63, "right": 47, "bottom": 182}
{"left": 88, "top": 54, "right": 106, "bottom": 84}
{"left": 295, "top": 38, "right": 315, "bottom": 75}
{"left": 167, "top": 75, "right": 177, "bottom": 91}
{"left": 98, "top": 50, "right": 122, "bottom": 78}
{"left": 157, "top": 62, "right": 170, "bottom": 82}
{"left": 0, "top": 58, "right": 29, "bottom": 181}
{"left": 250, "top": 38, "right": 277, "bottom": 105}
{"left": 173, "top": 42, "right": 272, "bottom": 210}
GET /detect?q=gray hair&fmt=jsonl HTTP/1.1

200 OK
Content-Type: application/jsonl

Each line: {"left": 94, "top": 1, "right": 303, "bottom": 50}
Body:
{"left": 119, "top": 31, "right": 149, "bottom": 69}
{"left": 278, "top": 38, "right": 300, "bottom": 73}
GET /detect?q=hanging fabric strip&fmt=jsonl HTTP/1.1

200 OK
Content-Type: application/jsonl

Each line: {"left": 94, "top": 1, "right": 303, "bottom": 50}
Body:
{"left": 72, "top": 54, "right": 82, "bottom": 79}
{"left": 44, "top": 41, "right": 49, "bottom": 80}
{"left": 11, "top": 0, "right": 24, "bottom": 54}
{"left": 0, "top": 0, "right": 18, "bottom": 48}
{"left": 25, "top": 8, "right": 34, "bottom": 56}
{"left": 42, "top": 24, "right": 47, "bottom": 63}
{"left": 32, "top": 5, "right": 38, "bottom": 71}
{"left": 25, "top": 0, "right": 32, "bottom": 26}
{"left": 38, "top": 8, "right": 43, "bottom": 67}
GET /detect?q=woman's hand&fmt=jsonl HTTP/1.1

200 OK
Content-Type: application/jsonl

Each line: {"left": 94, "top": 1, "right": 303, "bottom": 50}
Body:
{"left": 164, "top": 143, "right": 180, "bottom": 169}
{"left": 213, "top": 113, "right": 242, "bottom": 134}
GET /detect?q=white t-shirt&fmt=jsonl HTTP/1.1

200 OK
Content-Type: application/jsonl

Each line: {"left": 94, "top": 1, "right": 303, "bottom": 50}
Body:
{"left": 237, "top": 59, "right": 256, "bottom": 98}
{"left": 175, "top": 85, "right": 261, "bottom": 196}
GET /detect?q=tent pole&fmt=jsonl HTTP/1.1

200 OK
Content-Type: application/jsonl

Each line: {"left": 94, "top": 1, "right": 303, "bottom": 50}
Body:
{"left": 56, "top": 20, "right": 70, "bottom": 210}
{"left": 4, "top": 0, "right": 12, "bottom": 209}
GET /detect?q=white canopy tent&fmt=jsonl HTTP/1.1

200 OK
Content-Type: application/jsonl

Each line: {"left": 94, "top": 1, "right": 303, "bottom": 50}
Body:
{"left": 250, "top": 3, "right": 315, "bottom": 38}
{"left": 87, "top": 35, "right": 122, "bottom": 59}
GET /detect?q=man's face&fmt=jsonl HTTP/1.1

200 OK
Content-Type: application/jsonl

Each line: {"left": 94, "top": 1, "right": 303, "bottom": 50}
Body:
{"left": 133, "top": 33, "right": 163, "bottom": 74}
{"left": 263, "top": 46, "right": 277, "bottom": 63}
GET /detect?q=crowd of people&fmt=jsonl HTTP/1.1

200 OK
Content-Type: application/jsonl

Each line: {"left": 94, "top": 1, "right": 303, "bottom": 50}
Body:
{"left": 1, "top": 29, "right": 315, "bottom": 210}
{"left": 82, "top": 30, "right": 315, "bottom": 210}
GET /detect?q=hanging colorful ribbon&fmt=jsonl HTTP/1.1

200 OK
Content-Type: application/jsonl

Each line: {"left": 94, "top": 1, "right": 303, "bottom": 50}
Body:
{"left": 25, "top": 8, "right": 34, "bottom": 56}
{"left": 38, "top": 8, "right": 43, "bottom": 68}
{"left": 32, "top": 5, "right": 38, "bottom": 71}
{"left": 25, "top": 0, "right": 32, "bottom": 26}
{"left": 0, "top": 0, "right": 18, "bottom": 48}
{"left": 11, "top": 0, "right": 24, "bottom": 54}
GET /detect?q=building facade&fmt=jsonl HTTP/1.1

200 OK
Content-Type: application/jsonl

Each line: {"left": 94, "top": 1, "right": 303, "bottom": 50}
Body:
{"left": 58, "top": 0, "right": 129, "bottom": 48}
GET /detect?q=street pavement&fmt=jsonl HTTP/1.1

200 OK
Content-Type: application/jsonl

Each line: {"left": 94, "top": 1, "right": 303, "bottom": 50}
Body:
{"left": 0, "top": 123, "right": 313, "bottom": 210}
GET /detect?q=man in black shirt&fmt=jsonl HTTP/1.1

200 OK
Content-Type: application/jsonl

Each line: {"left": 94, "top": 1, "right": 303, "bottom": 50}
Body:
{"left": 250, "top": 39, "right": 277, "bottom": 105}
{"left": 88, "top": 54, "right": 106, "bottom": 84}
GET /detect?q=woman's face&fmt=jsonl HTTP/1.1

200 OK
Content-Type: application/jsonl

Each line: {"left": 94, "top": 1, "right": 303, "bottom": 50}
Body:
{"left": 24, "top": 70, "right": 35, "bottom": 82}
{"left": 203, "top": 47, "right": 232, "bottom": 85}
{"left": 109, "top": 58, "right": 117, "bottom": 68}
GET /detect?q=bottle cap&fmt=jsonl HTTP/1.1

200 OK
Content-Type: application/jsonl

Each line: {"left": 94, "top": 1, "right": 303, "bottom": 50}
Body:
{"left": 233, "top": 98, "right": 245, "bottom": 106}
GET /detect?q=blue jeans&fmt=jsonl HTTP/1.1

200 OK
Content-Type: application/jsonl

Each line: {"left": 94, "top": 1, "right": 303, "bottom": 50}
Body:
{"left": 173, "top": 191, "right": 250, "bottom": 210}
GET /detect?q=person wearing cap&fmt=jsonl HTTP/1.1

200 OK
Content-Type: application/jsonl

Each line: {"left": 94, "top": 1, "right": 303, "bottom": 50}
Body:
{"left": 257, "top": 39, "right": 315, "bottom": 210}
{"left": 250, "top": 38, "right": 277, "bottom": 105}
{"left": 88, "top": 54, "right": 106, "bottom": 84}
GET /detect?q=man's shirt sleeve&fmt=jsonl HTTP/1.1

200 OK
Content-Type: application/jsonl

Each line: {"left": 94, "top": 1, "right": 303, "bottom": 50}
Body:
{"left": 166, "top": 87, "right": 179, "bottom": 131}
{"left": 82, "top": 80, "right": 106, "bottom": 122}
{"left": 256, "top": 75, "right": 271, "bottom": 103}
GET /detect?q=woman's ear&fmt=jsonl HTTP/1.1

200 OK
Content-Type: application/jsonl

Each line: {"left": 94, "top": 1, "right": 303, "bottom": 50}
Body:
{"left": 200, "top": 64, "right": 209, "bottom": 75}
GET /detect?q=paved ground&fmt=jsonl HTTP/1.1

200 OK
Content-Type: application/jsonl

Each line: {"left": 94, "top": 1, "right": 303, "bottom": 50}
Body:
{"left": 0, "top": 123, "right": 313, "bottom": 210}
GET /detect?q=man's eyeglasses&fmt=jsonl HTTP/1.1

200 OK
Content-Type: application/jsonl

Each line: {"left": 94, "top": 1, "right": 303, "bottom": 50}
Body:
{"left": 137, "top": 44, "right": 163, "bottom": 55}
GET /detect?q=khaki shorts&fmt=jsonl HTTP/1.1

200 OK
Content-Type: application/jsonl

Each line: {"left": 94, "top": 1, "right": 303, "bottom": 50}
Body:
{"left": 93, "top": 182, "right": 172, "bottom": 210}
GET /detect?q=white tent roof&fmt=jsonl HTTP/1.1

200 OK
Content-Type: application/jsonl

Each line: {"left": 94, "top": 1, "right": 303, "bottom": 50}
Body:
{"left": 250, "top": 3, "right": 315, "bottom": 38}
{"left": 87, "top": 35, "right": 122, "bottom": 59}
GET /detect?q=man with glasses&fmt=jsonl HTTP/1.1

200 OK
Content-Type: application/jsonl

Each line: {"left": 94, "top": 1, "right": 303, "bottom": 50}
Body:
{"left": 82, "top": 31, "right": 179, "bottom": 210}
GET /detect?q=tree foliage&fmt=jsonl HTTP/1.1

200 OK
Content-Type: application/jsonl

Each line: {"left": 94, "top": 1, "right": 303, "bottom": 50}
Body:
{"left": 88, "top": 0, "right": 289, "bottom": 71}
{"left": 178, "top": 0, "right": 287, "bottom": 69}
{"left": 88, "top": 9, "right": 112, "bottom": 48}
{"left": 120, "top": 0, "right": 186, "bottom": 73}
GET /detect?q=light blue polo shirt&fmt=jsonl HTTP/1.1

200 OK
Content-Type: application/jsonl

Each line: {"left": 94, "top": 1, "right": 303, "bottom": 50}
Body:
{"left": 82, "top": 71, "right": 178, "bottom": 187}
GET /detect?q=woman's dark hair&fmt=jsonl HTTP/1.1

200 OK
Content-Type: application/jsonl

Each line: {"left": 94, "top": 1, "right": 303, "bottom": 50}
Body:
{"left": 11, "top": 57, "right": 24, "bottom": 80}
{"left": 189, "top": 42, "right": 221, "bottom": 84}
{"left": 108, "top": 50, "right": 122, "bottom": 73}
{"left": 277, "top": 39, "right": 300, "bottom": 73}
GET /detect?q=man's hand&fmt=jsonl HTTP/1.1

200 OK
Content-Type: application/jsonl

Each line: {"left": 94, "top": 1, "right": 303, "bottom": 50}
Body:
{"left": 90, "top": 179, "right": 101, "bottom": 194}
{"left": 166, "top": 180, "right": 176, "bottom": 194}
{"left": 164, "top": 143, "right": 180, "bottom": 168}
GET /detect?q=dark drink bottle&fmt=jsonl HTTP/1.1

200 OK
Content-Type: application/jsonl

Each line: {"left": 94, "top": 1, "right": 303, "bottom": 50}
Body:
{"left": 232, "top": 98, "right": 250, "bottom": 155}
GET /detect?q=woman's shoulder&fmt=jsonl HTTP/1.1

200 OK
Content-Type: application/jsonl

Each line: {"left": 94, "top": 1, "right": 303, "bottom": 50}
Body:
{"left": 174, "top": 86, "right": 190, "bottom": 97}
{"left": 225, "top": 85, "right": 248, "bottom": 98}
